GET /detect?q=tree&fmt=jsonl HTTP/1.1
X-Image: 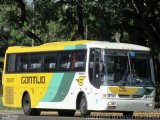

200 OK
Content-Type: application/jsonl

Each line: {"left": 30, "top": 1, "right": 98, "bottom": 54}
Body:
{"left": 110, "top": 0, "right": 160, "bottom": 51}
{"left": 0, "top": 0, "right": 160, "bottom": 55}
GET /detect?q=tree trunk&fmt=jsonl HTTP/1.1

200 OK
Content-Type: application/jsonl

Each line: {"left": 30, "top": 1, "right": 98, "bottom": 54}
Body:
{"left": 76, "top": 0, "right": 84, "bottom": 40}
{"left": 15, "top": 0, "right": 43, "bottom": 45}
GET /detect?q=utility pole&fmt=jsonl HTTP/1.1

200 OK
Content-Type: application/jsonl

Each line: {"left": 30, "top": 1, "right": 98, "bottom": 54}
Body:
{"left": 85, "top": 22, "right": 88, "bottom": 40}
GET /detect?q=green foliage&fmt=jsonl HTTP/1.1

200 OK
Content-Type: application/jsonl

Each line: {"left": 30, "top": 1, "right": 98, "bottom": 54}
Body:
{"left": 0, "top": 0, "right": 160, "bottom": 57}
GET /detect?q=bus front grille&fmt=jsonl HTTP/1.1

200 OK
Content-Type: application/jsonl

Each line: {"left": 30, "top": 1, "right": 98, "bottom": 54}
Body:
{"left": 5, "top": 87, "right": 14, "bottom": 104}
{"left": 133, "top": 95, "right": 143, "bottom": 98}
{"left": 118, "top": 94, "right": 143, "bottom": 99}
{"left": 118, "top": 95, "right": 130, "bottom": 98}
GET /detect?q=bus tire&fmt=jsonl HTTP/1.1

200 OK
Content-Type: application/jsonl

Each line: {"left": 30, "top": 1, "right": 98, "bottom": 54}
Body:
{"left": 80, "top": 94, "right": 90, "bottom": 117}
{"left": 58, "top": 110, "right": 75, "bottom": 116}
{"left": 123, "top": 111, "right": 133, "bottom": 118}
{"left": 22, "top": 93, "right": 41, "bottom": 116}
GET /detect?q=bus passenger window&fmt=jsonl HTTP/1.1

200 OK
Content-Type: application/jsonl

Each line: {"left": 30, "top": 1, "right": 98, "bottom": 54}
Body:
{"left": 29, "top": 55, "right": 42, "bottom": 72}
{"left": 6, "top": 54, "right": 16, "bottom": 73}
{"left": 16, "top": 55, "right": 29, "bottom": 72}
{"left": 71, "top": 50, "right": 86, "bottom": 71}
{"left": 44, "top": 53, "right": 57, "bottom": 72}
{"left": 58, "top": 51, "right": 72, "bottom": 71}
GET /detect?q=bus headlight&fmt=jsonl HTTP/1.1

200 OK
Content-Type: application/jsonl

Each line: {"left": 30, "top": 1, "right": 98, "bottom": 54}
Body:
{"left": 146, "top": 103, "right": 153, "bottom": 107}
{"left": 107, "top": 102, "right": 117, "bottom": 109}
{"left": 108, "top": 102, "right": 117, "bottom": 106}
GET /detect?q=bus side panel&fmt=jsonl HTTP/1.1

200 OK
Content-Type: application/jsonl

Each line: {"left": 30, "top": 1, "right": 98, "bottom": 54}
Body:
{"left": 3, "top": 73, "right": 53, "bottom": 108}
{"left": 2, "top": 74, "right": 21, "bottom": 108}
{"left": 36, "top": 72, "right": 88, "bottom": 110}
{"left": 20, "top": 73, "right": 53, "bottom": 108}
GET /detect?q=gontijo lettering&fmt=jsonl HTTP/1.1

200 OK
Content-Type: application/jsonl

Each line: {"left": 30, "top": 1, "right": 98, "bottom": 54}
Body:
{"left": 21, "top": 76, "right": 45, "bottom": 84}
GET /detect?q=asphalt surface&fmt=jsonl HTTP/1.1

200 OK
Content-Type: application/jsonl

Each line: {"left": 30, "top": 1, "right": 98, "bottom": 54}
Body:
{"left": 0, "top": 111, "right": 160, "bottom": 120}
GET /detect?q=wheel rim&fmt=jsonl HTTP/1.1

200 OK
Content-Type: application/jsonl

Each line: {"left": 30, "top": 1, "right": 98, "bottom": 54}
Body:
{"left": 23, "top": 96, "right": 30, "bottom": 113}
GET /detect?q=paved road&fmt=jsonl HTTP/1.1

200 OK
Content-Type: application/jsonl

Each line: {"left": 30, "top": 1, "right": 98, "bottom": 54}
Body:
{"left": 0, "top": 111, "right": 160, "bottom": 120}
{"left": 0, "top": 114, "right": 160, "bottom": 120}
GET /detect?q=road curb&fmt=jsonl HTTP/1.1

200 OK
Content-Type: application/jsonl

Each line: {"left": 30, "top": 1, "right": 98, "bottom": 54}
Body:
{"left": 0, "top": 110, "right": 23, "bottom": 115}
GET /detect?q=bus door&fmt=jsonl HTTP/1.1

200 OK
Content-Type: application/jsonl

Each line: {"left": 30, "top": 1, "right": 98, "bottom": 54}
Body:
{"left": 89, "top": 49, "right": 103, "bottom": 89}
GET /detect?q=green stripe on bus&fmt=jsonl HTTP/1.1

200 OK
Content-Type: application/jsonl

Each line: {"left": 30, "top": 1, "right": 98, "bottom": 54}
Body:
{"left": 64, "top": 46, "right": 76, "bottom": 50}
{"left": 64, "top": 45, "right": 86, "bottom": 50}
{"left": 135, "top": 88, "right": 153, "bottom": 95}
{"left": 51, "top": 72, "right": 75, "bottom": 102}
{"left": 143, "top": 88, "right": 153, "bottom": 95}
{"left": 75, "top": 45, "right": 86, "bottom": 49}
{"left": 135, "top": 88, "right": 145, "bottom": 95}
{"left": 41, "top": 73, "right": 64, "bottom": 102}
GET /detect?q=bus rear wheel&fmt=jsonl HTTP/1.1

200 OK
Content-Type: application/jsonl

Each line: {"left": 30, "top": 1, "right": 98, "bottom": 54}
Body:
{"left": 58, "top": 110, "right": 75, "bottom": 116}
{"left": 22, "top": 93, "right": 41, "bottom": 116}
{"left": 80, "top": 94, "right": 90, "bottom": 117}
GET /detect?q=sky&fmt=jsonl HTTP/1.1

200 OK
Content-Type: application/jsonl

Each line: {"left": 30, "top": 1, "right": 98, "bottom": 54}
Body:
{"left": 26, "top": 0, "right": 33, "bottom": 5}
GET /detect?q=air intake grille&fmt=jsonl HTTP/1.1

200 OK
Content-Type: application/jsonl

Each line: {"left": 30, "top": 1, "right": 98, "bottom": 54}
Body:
{"left": 118, "top": 94, "right": 143, "bottom": 99}
{"left": 5, "top": 87, "right": 14, "bottom": 104}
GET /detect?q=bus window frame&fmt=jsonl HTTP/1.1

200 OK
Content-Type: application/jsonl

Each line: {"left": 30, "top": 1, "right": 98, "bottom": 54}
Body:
{"left": 16, "top": 53, "right": 30, "bottom": 73}
{"left": 5, "top": 49, "right": 87, "bottom": 74}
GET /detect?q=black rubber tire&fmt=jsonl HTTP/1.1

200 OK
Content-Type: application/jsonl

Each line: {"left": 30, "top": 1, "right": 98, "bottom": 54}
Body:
{"left": 79, "top": 94, "right": 90, "bottom": 117}
{"left": 22, "top": 93, "right": 41, "bottom": 116}
{"left": 123, "top": 111, "right": 133, "bottom": 118}
{"left": 58, "top": 110, "right": 75, "bottom": 116}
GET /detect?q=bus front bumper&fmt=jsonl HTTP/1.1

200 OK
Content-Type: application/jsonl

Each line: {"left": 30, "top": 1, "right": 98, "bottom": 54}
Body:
{"left": 94, "top": 99, "right": 155, "bottom": 112}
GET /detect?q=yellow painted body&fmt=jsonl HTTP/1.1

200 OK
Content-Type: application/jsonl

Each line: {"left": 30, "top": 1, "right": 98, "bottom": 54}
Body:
{"left": 2, "top": 73, "right": 52, "bottom": 108}
{"left": 108, "top": 87, "right": 138, "bottom": 95}
{"left": 6, "top": 40, "right": 91, "bottom": 53}
{"left": 2, "top": 40, "right": 92, "bottom": 108}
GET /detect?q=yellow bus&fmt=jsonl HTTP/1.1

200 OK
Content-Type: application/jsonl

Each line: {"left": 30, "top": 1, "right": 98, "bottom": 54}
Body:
{"left": 0, "top": 57, "right": 3, "bottom": 85}
{"left": 2, "top": 40, "right": 155, "bottom": 117}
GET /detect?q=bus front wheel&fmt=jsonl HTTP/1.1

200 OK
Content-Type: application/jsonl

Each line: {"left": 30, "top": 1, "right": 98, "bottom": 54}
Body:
{"left": 22, "top": 93, "right": 41, "bottom": 116}
{"left": 80, "top": 94, "right": 90, "bottom": 117}
{"left": 123, "top": 111, "right": 133, "bottom": 118}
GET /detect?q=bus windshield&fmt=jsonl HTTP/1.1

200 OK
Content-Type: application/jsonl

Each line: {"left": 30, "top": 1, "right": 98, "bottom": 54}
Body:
{"left": 103, "top": 50, "right": 155, "bottom": 87}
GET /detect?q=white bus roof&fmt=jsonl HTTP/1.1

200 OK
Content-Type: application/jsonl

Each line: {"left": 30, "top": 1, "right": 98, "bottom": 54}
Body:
{"left": 87, "top": 41, "right": 150, "bottom": 51}
{"left": 6, "top": 40, "right": 150, "bottom": 53}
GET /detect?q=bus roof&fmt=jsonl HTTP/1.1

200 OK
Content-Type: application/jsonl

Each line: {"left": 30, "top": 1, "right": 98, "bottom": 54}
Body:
{"left": 6, "top": 40, "right": 150, "bottom": 53}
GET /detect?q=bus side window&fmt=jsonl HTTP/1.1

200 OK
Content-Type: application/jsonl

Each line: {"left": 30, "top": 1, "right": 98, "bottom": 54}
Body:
{"left": 58, "top": 51, "right": 72, "bottom": 71}
{"left": 29, "top": 55, "right": 42, "bottom": 72}
{"left": 71, "top": 50, "right": 86, "bottom": 71}
{"left": 16, "top": 55, "right": 29, "bottom": 72}
{"left": 6, "top": 54, "right": 16, "bottom": 73}
{"left": 43, "top": 52, "right": 57, "bottom": 72}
